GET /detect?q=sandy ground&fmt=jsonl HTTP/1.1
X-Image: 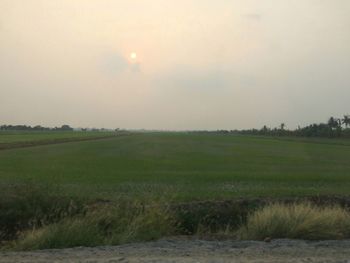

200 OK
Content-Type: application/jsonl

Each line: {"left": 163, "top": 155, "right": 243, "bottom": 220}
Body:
{"left": 1, "top": 238, "right": 350, "bottom": 263}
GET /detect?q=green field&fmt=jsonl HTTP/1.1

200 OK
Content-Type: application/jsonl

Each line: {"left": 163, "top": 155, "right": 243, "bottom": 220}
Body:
{"left": 0, "top": 132, "right": 350, "bottom": 201}
{"left": 0, "top": 131, "right": 114, "bottom": 144}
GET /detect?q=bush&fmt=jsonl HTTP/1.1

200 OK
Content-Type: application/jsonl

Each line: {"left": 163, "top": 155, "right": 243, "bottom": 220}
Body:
{"left": 238, "top": 203, "right": 350, "bottom": 240}
{"left": 15, "top": 201, "right": 174, "bottom": 250}
{"left": 173, "top": 200, "right": 261, "bottom": 234}
{"left": 0, "top": 183, "right": 86, "bottom": 241}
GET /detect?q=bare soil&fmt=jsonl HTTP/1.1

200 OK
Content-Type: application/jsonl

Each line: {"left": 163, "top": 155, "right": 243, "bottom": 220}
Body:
{"left": 1, "top": 238, "right": 350, "bottom": 263}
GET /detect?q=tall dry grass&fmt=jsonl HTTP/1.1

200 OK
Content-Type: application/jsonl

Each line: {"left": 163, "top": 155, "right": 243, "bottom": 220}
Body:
{"left": 0, "top": 183, "right": 86, "bottom": 241}
{"left": 4, "top": 183, "right": 350, "bottom": 250}
{"left": 15, "top": 201, "right": 174, "bottom": 250}
{"left": 238, "top": 202, "right": 350, "bottom": 240}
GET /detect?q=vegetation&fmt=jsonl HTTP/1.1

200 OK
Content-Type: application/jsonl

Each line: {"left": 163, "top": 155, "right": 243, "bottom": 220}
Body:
{"left": 233, "top": 115, "right": 350, "bottom": 138}
{"left": 0, "top": 124, "right": 74, "bottom": 132}
{"left": 0, "top": 130, "right": 124, "bottom": 151}
{"left": 15, "top": 200, "right": 173, "bottom": 250}
{"left": 0, "top": 184, "right": 86, "bottom": 241}
{"left": 3, "top": 184, "right": 350, "bottom": 250}
{"left": 238, "top": 203, "right": 350, "bottom": 240}
{"left": 1, "top": 131, "right": 350, "bottom": 250}
{"left": 0, "top": 131, "right": 117, "bottom": 144}
{"left": 0, "top": 124, "right": 119, "bottom": 132}
{"left": 1, "top": 184, "right": 173, "bottom": 250}
{"left": 1, "top": 132, "right": 349, "bottom": 201}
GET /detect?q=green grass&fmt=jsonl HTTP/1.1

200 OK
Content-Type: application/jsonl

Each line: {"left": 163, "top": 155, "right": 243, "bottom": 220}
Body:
{"left": 0, "top": 131, "right": 114, "bottom": 144}
{"left": 0, "top": 132, "right": 349, "bottom": 201}
{"left": 1, "top": 132, "right": 350, "bottom": 249}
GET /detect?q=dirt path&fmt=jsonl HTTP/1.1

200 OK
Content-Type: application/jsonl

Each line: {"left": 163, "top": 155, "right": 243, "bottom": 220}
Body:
{"left": 1, "top": 238, "right": 350, "bottom": 263}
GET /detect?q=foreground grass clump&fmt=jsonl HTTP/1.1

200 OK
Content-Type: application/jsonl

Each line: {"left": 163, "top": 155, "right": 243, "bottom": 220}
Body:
{"left": 0, "top": 183, "right": 86, "bottom": 241}
{"left": 239, "top": 203, "right": 350, "bottom": 240}
{"left": 15, "top": 201, "right": 174, "bottom": 250}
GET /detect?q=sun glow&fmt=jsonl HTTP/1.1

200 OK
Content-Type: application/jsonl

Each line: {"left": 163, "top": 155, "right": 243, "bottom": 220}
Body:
{"left": 130, "top": 52, "right": 137, "bottom": 59}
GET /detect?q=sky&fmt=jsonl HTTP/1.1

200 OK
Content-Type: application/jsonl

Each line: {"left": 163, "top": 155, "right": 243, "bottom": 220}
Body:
{"left": 0, "top": 0, "right": 349, "bottom": 130}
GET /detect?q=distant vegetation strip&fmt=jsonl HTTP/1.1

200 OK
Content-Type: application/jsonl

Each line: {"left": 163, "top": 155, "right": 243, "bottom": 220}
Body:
{"left": 0, "top": 134, "right": 126, "bottom": 150}
{"left": 192, "top": 115, "right": 350, "bottom": 139}
{"left": 236, "top": 115, "right": 350, "bottom": 138}
{"left": 0, "top": 124, "right": 118, "bottom": 132}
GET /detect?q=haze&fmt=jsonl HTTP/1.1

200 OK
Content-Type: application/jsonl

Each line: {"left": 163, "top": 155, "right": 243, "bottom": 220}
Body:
{"left": 1, "top": 0, "right": 349, "bottom": 130}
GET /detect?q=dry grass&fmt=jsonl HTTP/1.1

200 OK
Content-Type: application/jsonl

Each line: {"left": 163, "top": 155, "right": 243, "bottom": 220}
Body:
{"left": 4, "top": 183, "right": 350, "bottom": 250}
{"left": 0, "top": 183, "right": 86, "bottom": 242}
{"left": 238, "top": 202, "right": 350, "bottom": 240}
{"left": 15, "top": 201, "right": 174, "bottom": 250}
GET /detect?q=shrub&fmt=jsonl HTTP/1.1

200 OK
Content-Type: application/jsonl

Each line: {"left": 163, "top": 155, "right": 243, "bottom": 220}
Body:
{"left": 0, "top": 183, "right": 86, "bottom": 241}
{"left": 238, "top": 203, "right": 350, "bottom": 240}
{"left": 15, "top": 201, "right": 174, "bottom": 250}
{"left": 173, "top": 200, "right": 261, "bottom": 234}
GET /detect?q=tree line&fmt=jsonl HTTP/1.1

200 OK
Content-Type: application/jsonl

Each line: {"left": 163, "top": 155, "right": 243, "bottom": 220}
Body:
{"left": 2, "top": 115, "right": 350, "bottom": 138}
{"left": 233, "top": 115, "right": 350, "bottom": 138}
{"left": 0, "top": 124, "right": 119, "bottom": 132}
{"left": 0, "top": 124, "right": 74, "bottom": 131}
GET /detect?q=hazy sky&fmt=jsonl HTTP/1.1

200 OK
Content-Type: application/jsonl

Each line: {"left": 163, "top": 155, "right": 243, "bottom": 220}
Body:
{"left": 1, "top": 0, "right": 349, "bottom": 130}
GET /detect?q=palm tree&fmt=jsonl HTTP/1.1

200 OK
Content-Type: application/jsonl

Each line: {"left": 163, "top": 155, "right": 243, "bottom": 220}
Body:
{"left": 280, "top": 123, "right": 285, "bottom": 130}
{"left": 328, "top": 117, "right": 339, "bottom": 129}
{"left": 342, "top": 115, "right": 350, "bottom": 128}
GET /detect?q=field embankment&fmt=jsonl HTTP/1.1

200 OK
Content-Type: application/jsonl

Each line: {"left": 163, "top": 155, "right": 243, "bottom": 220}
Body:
{"left": 2, "top": 184, "right": 350, "bottom": 251}
{"left": 0, "top": 131, "right": 127, "bottom": 150}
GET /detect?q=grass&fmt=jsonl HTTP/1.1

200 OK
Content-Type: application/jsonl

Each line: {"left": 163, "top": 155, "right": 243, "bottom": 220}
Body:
{"left": 0, "top": 183, "right": 86, "bottom": 241}
{"left": 0, "top": 131, "right": 114, "bottom": 144}
{"left": 0, "top": 132, "right": 349, "bottom": 201}
{"left": 1, "top": 132, "right": 350, "bottom": 249}
{"left": 2, "top": 184, "right": 350, "bottom": 250}
{"left": 15, "top": 201, "right": 173, "bottom": 250}
{"left": 0, "top": 131, "right": 120, "bottom": 150}
{"left": 238, "top": 203, "right": 350, "bottom": 240}
{"left": 1, "top": 184, "right": 174, "bottom": 250}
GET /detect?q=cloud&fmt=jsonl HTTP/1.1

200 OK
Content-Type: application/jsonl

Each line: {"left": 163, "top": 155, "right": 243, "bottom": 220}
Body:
{"left": 153, "top": 67, "right": 233, "bottom": 93}
{"left": 102, "top": 53, "right": 128, "bottom": 74}
{"left": 152, "top": 66, "right": 259, "bottom": 98}
{"left": 243, "top": 13, "right": 262, "bottom": 21}
{"left": 130, "top": 63, "right": 141, "bottom": 73}
{"left": 101, "top": 52, "right": 141, "bottom": 75}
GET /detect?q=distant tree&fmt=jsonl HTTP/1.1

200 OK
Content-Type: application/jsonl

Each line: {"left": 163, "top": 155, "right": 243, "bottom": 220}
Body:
{"left": 33, "top": 125, "right": 44, "bottom": 131}
{"left": 261, "top": 125, "right": 268, "bottom": 134}
{"left": 328, "top": 117, "right": 339, "bottom": 129}
{"left": 280, "top": 123, "right": 285, "bottom": 130}
{"left": 60, "top": 125, "right": 73, "bottom": 131}
{"left": 342, "top": 115, "right": 350, "bottom": 128}
{"left": 328, "top": 117, "right": 342, "bottom": 137}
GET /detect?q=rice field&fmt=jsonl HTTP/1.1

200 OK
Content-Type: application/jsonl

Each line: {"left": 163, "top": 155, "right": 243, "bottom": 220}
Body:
{"left": 1, "top": 132, "right": 349, "bottom": 201}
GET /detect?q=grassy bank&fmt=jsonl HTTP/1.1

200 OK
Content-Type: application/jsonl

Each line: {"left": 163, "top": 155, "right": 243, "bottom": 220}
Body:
{"left": 0, "top": 184, "right": 173, "bottom": 250}
{"left": 2, "top": 184, "right": 350, "bottom": 251}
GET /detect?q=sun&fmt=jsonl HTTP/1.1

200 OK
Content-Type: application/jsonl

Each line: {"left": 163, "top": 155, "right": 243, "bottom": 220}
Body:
{"left": 130, "top": 52, "right": 137, "bottom": 59}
